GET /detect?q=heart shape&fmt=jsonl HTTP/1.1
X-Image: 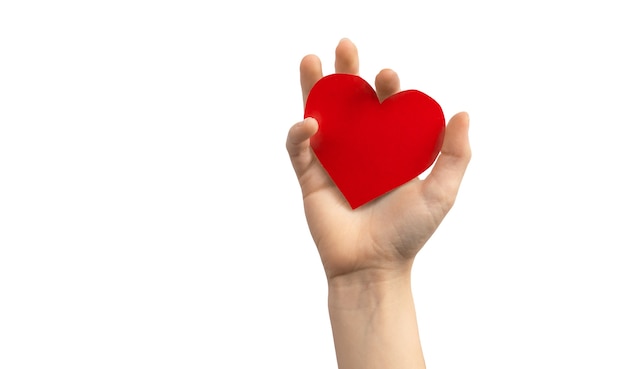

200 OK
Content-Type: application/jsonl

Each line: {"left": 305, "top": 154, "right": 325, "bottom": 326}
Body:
{"left": 304, "top": 74, "right": 445, "bottom": 209}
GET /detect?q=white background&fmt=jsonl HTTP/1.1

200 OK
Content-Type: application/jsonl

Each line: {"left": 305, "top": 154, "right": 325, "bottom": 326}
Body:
{"left": 1, "top": 1, "right": 625, "bottom": 368}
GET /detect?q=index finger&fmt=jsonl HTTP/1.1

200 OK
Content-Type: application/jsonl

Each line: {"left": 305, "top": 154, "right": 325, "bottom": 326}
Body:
{"left": 300, "top": 54, "right": 323, "bottom": 107}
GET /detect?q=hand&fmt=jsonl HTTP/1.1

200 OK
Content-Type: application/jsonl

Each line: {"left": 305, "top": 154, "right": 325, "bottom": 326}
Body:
{"left": 286, "top": 39, "right": 471, "bottom": 282}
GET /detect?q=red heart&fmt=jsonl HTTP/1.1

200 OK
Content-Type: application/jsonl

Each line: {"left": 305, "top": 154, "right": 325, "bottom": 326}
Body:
{"left": 304, "top": 74, "right": 445, "bottom": 209}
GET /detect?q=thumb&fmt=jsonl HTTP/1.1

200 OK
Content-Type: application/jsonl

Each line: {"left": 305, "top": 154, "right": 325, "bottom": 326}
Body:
{"left": 286, "top": 117, "right": 319, "bottom": 177}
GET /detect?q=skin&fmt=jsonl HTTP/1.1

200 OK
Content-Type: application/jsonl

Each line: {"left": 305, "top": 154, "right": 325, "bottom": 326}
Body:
{"left": 286, "top": 38, "right": 471, "bottom": 369}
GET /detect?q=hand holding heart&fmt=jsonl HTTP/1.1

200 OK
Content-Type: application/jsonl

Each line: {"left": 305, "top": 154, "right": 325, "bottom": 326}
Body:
{"left": 286, "top": 39, "right": 471, "bottom": 281}
{"left": 305, "top": 73, "right": 446, "bottom": 209}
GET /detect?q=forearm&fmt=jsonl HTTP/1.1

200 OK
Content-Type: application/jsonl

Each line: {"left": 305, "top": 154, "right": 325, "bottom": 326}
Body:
{"left": 327, "top": 268, "right": 426, "bottom": 369}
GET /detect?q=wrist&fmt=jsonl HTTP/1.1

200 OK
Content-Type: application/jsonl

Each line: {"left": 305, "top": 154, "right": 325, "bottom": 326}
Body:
{"left": 326, "top": 266, "right": 425, "bottom": 369}
{"left": 327, "top": 266, "right": 414, "bottom": 311}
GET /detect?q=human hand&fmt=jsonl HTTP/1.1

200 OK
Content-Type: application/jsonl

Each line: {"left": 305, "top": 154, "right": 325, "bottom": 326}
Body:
{"left": 286, "top": 39, "right": 471, "bottom": 283}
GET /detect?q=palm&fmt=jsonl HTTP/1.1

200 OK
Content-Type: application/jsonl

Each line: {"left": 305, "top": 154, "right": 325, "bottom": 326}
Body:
{"left": 287, "top": 39, "right": 471, "bottom": 280}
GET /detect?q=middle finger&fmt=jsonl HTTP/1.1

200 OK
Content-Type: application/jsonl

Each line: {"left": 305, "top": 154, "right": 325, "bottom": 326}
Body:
{"left": 334, "top": 38, "right": 359, "bottom": 75}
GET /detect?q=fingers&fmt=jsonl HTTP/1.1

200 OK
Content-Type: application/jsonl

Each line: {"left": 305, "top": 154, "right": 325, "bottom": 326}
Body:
{"left": 423, "top": 112, "right": 472, "bottom": 210}
{"left": 300, "top": 54, "right": 323, "bottom": 106}
{"left": 375, "top": 69, "right": 401, "bottom": 102}
{"left": 301, "top": 39, "right": 360, "bottom": 106}
{"left": 335, "top": 38, "right": 359, "bottom": 75}
{"left": 286, "top": 117, "right": 319, "bottom": 176}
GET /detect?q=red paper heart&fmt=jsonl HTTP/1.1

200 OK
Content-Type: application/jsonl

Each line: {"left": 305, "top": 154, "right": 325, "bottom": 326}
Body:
{"left": 304, "top": 74, "right": 445, "bottom": 209}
